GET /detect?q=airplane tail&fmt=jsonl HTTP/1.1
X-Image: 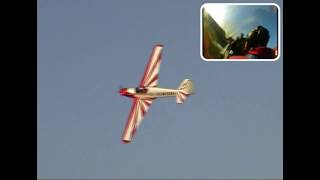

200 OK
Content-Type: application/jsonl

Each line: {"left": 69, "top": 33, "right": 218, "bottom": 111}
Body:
{"left": 176, "top": 79, "right": 195, "bottom": 104}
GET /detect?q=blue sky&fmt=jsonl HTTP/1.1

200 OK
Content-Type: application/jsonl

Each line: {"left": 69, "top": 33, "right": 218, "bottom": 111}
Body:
{"left": 38, "top": 0, "right": 283, "bottom": 178}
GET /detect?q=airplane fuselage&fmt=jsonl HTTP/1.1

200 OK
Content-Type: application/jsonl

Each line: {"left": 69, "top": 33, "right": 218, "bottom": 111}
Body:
{"left": 119, "top": 87, "right": 179, "bottom": 99}
{"left": 119, "top": 44, "right": 195, "bottom": 143}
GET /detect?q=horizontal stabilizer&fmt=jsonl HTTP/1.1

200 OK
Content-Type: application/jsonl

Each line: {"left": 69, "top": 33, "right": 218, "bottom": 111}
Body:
{"left": 176, "top": 79, "right": 194, "bottom": 104}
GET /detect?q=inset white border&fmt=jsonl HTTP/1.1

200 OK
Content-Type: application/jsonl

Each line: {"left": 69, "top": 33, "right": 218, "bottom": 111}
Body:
{"left": 200, "top": 3, "right": 281, "bottom": 61}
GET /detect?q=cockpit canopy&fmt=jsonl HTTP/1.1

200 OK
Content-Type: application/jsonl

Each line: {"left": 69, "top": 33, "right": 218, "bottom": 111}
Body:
{"left": 135, "top": 87, "right": 147, "bottom": 93}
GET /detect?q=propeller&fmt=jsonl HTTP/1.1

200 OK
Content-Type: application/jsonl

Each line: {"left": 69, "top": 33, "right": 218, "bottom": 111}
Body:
{"left": 118, "top": 85, "right": 128, "bottom": 95}
{"left": 118, "top": 85, "right": 123, "bottom": 94}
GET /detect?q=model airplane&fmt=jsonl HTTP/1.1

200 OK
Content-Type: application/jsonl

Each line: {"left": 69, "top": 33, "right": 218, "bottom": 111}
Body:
{"left": 118, "top": 44, "right": 195, "bottom": 143}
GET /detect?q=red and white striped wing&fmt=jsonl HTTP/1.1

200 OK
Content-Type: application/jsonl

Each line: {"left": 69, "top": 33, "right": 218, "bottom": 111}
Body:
{"left": 122, "top": 98, "right": 154, "bottom": 143}
{"left": 139, "top": 44, "right": 164, "bottom": 87}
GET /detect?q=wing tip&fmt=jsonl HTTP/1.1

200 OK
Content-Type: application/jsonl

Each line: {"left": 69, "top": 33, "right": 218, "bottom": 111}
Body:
{"left": 155, "top": 43, "right": 164, "bottom": 47}
{"left": 122, "top": 139, "right": 131, "bottom": 144}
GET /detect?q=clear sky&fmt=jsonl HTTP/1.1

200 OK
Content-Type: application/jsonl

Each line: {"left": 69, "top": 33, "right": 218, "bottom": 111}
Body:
{"left": 38, "top": 0, "right": 283, "bottom": 178}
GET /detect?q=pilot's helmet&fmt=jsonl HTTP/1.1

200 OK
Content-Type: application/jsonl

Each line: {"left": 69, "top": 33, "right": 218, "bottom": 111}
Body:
{"left": 246, "top": 25, "right": 270, "bottom": 48}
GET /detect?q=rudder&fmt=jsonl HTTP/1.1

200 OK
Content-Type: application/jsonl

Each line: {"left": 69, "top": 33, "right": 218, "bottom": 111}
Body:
{"left": 176, "top": 79, "right": 195, "bottom": 104}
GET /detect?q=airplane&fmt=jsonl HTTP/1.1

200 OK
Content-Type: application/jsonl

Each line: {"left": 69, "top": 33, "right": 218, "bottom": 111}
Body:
{"left": 118, "top": 44, "right": 195, "bottom": 143}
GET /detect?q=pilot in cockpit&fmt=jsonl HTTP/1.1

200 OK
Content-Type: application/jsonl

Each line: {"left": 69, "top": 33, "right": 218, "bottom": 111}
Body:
{"left": 135, "top": 87, "right": 147, "bottom": 93}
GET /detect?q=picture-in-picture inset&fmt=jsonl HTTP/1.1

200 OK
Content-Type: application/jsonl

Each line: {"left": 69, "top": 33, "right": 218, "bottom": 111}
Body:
{"left": 201, "top": 3, "right": 280, "bottom": 60}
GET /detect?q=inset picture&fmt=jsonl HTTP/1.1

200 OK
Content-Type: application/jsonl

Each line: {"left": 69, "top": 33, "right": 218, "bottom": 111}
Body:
{"left": 201, "top": 3, "right": 280, "bottom": 61}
